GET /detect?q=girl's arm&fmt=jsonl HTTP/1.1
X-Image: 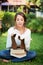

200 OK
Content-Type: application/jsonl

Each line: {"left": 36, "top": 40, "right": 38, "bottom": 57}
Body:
{"left": 6, "top": 29, "right": 12, "bottom": 49}
{"left": 24, "top": 30, "right": 31, "bottom": 51}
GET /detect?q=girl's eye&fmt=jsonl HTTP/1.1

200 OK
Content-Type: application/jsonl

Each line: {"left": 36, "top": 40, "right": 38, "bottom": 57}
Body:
{"left": 16, "top": 18, "right": 24, "bottom": 21}
{"left": 21, "top": 19, "right": 23, "bottom": 21}
{"left": 17, "top": 18, "right": 19, "bottom": 21}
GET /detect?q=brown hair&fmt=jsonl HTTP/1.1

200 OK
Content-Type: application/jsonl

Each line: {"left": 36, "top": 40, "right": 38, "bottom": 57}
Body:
{"left": 14, "top": 12, "right": 26, "bottom": 25}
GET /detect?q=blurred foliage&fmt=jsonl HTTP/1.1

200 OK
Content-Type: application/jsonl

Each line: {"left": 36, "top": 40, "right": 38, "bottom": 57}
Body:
{"left": 0, "top": 11, "right": 43, "bottom": 33}
{"left": 17, "top": 6, "right": 24, "bottom": 12}
{"left": 26, "top": 13, "right": 43, "bottom": 33}
{"left": 0, "top": 11, "right": 5, "bottom": 20}
{"left": 0, "top": 11, "right": 15, "bottom": 33}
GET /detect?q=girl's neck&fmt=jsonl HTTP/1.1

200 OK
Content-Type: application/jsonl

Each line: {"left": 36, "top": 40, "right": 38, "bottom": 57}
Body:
{"left": 14, "top": 25, "right": 27, "bottom": 34}
{"left": 15, "top": 25, "right": 25, "bottom": 31}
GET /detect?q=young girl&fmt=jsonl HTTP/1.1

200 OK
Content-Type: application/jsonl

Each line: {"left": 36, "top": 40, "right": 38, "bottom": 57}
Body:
{"left": 0, "top": 12, "right": 36, "bottom": 62}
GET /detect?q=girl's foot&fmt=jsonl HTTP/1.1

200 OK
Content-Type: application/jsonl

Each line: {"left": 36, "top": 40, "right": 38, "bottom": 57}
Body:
{"left": 3, "top": 59, "right": 9, "bottom": 63}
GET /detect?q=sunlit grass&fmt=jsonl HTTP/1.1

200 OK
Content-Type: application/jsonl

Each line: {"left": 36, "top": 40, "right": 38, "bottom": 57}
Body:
{"left": 0, "top": 32, "right": 43, "bottom": 65}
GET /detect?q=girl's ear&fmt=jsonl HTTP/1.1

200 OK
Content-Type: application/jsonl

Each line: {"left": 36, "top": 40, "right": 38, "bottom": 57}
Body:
{"left": 23, "top": 21, "right": 26, "bottom": 27}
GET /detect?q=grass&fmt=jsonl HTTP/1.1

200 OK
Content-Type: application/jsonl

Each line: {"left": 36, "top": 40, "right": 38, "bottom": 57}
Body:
{"left": 0, "top": 32, "right": 43, "bottom": 65}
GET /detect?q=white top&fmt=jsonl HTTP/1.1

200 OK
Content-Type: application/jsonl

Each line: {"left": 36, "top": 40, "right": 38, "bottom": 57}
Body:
{"left": 6, "top": 27, "right": 31, "bottom": 51}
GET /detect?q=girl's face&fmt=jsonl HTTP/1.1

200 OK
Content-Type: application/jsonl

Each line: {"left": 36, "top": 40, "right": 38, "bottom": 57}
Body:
{"left": 15, "top": 15, "right": 25, "bottom": 27}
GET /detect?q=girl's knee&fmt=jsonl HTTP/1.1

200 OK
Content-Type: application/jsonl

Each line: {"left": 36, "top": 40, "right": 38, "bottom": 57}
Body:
{"left": 31, "top": 51, "right": 37, "bottom": 57}
{"left": 0, "top": 50, "right": 9, "bottom": 56}
{"left": 0, "top": 50, "right": 4, "bottom": 56}
{"left": 27, "top": 50, "right": 37, "bottom": 57}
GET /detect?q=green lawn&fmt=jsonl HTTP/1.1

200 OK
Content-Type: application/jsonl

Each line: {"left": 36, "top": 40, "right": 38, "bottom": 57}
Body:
{"left": 0, "top": 32, "right": 43, "bottom": 65}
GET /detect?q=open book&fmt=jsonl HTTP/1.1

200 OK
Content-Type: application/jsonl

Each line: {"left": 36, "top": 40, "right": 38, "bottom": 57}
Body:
{"left": 10, "top": 48, "right": 26, "bottom": 58}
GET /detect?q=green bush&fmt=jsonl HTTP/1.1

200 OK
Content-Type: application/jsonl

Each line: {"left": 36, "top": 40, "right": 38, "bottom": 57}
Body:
{"left": 0, "top": 11, "right": 43, "bottom": 33}
{"left": 26, "top": 17, "right": 43, "bottom": 33}
{"left": 25, "top": 13, "right": 36, "bottom": 25}
{"left": 0, "top": 11, "right": 5, "bottom": 20}
{"left": 36, "top": 18, "right": 43, "bottom": 32}
{"left": 2, "top": 12, "right": 15, "bottom": 32}
{"left": 28, "top": 13, "right": 36, "bottom": 19}
{"left": 26, "top": 19, "right": 38, "bottom": 32}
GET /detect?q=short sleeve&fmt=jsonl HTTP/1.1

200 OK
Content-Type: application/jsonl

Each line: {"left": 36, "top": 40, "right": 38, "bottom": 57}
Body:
{"left": 24, "top": 29, "right": 31, "bottom": 51}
